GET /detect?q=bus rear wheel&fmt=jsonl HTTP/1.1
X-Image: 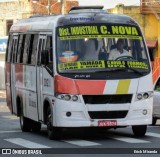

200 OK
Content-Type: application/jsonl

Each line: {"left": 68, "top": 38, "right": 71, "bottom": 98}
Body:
{"left": 20, "top": 115, "right": 32, "bottom": 132}
{"left": 31, "top": 120, "right": 41, "bottom": 132}
{"left": 47, "top": 107, "right": 63, "bottom": 140}
{"left": 132, "top": 125, "right": 147, "bottom": 137}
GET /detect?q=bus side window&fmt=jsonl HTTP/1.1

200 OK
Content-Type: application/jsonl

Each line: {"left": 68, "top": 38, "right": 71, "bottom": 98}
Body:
{"left": 45, "top": 36, "right": 53, "bottom": 71}
{"left": 12, "top": 37, "right": 18, "bottom": 63}
{"left": 23, "top": 34, "right": 31, "bottom": 64}
{"left": 16, "top": 34, "right": 26, "bottom": 63}
{"left": 37, "top": 39, "right": 42, "bottom": 65}
{"left": 16, "top": 35, "right": 22, "bottom": 63}
{"left": 27, "top": 34, "right": 34, "bottom": 64}
{"left": 31, "top": 34, "right": 38, "bottom": 65}
{"left": 9, "top": 36, "right": 18, "bottom": 63}
{"left": 6, "top": 34, "right": 13, "bottom": 62}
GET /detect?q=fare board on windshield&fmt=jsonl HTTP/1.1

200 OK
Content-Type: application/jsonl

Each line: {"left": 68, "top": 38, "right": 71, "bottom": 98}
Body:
{"left": 57, "top": 24, "right": 142, "bottom": 40}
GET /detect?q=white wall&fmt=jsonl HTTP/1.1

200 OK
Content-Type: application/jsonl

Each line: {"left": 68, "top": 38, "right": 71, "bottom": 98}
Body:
{"left": 0, "top": 54, "right": 5, "bottom": 89}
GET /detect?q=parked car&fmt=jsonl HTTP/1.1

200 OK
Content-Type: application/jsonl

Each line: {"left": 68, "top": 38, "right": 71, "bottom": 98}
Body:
{"left": 153, "top": 80, "right": 160, "bottom": 125}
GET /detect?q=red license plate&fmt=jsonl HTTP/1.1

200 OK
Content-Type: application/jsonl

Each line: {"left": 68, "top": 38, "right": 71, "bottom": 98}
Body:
{"left": 98, "top": 120, "right": 117, "bottom": 127}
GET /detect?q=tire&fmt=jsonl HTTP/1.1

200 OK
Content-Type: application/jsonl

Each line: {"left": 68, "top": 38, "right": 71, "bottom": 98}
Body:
{"left": 47, "top": 107, "right": 63, "bottom": 140}
{"left": 132, "top": 125, "right": 147, "bottom": 137}
{"left": 31, "top": 120, "right": 41, "bottom": 132}
{"left": 152, "top": 117, "right": 157, "bottom": 126}
{"left": 20, "top": 115, "right": 32, "bottom": 132}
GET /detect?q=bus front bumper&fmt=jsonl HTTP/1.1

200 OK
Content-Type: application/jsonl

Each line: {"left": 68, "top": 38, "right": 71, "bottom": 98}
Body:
{"left": 53, "top": 98, "right": 153, "bottom": 127}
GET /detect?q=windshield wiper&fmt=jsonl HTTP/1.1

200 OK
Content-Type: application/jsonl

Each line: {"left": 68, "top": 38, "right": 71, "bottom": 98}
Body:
{"left": 93, "top": 69, "right": 111, "bottom": 73}
{"left": 60, "top": 68, "right": 144, "bottom": 75}
{"left": 126, "top": 67, "right": 144, "bottom": 76}
{"left": 110, "top": 67, "right": 144, "bottom": 76}
{"left": 94, "top": 68, "right": 144, "bottom": 76}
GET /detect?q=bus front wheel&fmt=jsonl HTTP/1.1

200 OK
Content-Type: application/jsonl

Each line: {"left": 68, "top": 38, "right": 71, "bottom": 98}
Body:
{"left": 152, "top": 117, "right": 157, "bottom": 125}
{"left": 132, "top": 125, "right": 147, "bottom": 137}
{"left": 47, "top": 107, "right": 63, "bottom": 140}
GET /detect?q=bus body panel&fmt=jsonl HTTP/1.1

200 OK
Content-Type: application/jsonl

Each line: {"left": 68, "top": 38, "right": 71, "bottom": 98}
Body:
{"left": 21, "top": 65, "right": 38, "bottom": 121}
{"left": 40, "top": 67, "right": 55, "bottom": 121}
{"left": 138, "top": 72, "right": 153, "bottom": 92}
{"left": 42, "top": 67, "right": 54, "bottom": 96}
{"left": 11, "top": 64, "right": 17, "bottom": 114}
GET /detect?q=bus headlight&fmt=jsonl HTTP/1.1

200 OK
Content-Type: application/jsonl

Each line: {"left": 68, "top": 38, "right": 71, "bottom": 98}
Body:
{"left": 72, "top": 95, "right": 78, "bottom": 101}
{"left": 135, "top": 91, "right": 153, "bottom": 101}
{"left": 64, "top": 95, "right": 71, "bottom": 101}
{"left": 55, "top": 93, "right": 81, "bottom": 102}
{"left": 137, "top": 93, "right": 143, "bottom": 100}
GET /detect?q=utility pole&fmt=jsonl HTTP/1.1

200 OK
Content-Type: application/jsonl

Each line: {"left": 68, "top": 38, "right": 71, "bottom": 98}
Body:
{"left": 48, "top": 0, "right": 51, "bottom": 15}
{"left": 61, "top": 0, "right": 66, "bottom": 14}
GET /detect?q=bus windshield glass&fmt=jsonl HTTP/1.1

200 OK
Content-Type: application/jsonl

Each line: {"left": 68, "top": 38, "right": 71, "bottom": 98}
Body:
{"left": 56, "top": 24, "right": 150, "bottom": 74}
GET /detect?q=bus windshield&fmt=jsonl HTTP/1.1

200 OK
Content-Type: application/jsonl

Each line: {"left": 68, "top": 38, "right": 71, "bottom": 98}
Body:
{"left": 56, "top": 24, "right": 150, "bottom": 74}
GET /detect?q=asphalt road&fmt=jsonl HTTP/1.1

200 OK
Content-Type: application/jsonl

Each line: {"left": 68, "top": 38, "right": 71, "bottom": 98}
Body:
{"left": 0, "top": 101, "right": 160, "bottom": 157}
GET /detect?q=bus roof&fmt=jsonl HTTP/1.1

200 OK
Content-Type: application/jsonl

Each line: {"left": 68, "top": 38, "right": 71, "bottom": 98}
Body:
{"left": 10, "top": 10, "right": 138, "bottom": 33}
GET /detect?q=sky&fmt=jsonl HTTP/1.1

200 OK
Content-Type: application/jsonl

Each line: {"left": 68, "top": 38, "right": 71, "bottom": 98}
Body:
{"left": 79, "top": 0, "right": 140, "bottom": 9}
{"left": 0, "top": 0, "right": 141, "bottom": 9}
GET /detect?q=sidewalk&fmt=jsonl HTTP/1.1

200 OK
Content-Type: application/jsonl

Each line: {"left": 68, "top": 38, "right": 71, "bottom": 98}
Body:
{"left": 0, "top": 90, "right": 6, "bottom": 99}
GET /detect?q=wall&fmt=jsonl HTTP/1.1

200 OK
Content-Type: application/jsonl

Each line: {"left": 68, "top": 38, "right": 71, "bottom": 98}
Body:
{"left": 31, "top": 0, "right": 78, "bottom": 15}
{"left": 158, "top": 20, "right": 160, "bottom": 57}
{"left": 0, "top": 0, "right": 32, "bottom": 36}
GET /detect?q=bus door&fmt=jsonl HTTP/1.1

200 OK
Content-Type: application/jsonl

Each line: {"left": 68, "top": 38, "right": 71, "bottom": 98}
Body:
{"left": 37, "top": 34, "right": 47, "bottom": 121}
{"left": 10, "top": 35, "right": 18, "bottom": 114}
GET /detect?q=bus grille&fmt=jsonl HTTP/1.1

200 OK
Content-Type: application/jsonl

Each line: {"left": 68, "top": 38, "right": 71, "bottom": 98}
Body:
{"left": 83, "top": 94, "right": 132, "bottom": 104}
{"left": 88, "top": 111, "right": 128, "bottom": 119}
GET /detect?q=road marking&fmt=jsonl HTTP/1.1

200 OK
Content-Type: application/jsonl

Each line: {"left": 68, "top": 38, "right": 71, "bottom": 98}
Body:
{"left": 0, "top": 131, "right": 21, "bottom": 134}
{"left": 4, "top": 138, "right": 50, "bottom": 148}
{"left": 2, "top": 115, "right": 19, "bottom": 120}
{"left": 62, "top": 140, "right": 101, "bottom": 146}
{"left": 147, "top": 125, "right": 160, "bottom": 128}
{"left": 146, "top": 132, "right": 160, "bottom": 138}
{"left": 106, "top": 134, "right": 150, "bottom": 143}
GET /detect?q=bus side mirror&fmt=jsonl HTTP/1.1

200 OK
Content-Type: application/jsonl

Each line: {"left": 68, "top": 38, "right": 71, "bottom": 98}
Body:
{"left": 41, "top": 50, "right": 49, "bottom": 65}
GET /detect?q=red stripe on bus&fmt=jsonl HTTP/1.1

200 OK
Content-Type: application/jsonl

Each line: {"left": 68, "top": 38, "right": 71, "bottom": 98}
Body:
{"left": 5, "top": 63, "right": 12, "bottom": 112}
{"left": 55, "top": 75, "right": 78, "bottom": 94}
{"left": 15, "top": 64, "right": 23, "bottom": 84}
{"left": 5, "top": 63, "right": 10, "bottom": 84}
{"left": 75, "top": 80, "right": 106, "bottom": 95}
{"left": 55, "top": 75, "right": 106, "bottom": 95}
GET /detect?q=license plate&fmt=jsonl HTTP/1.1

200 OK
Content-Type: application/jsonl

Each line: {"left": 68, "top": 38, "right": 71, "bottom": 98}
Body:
{"left": 98, "top": 120, "right": 117, "bottom": 127}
